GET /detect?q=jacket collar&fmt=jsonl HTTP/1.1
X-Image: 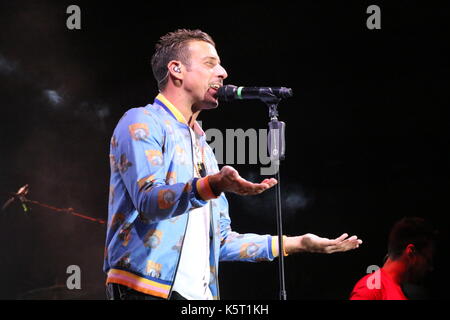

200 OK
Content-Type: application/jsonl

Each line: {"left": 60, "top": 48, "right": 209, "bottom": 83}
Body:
{"left": 154, "top": 93, "right": 187, "bottom": 124}
{"left": 154, "top": 93, "right": 205, "bottom": 136}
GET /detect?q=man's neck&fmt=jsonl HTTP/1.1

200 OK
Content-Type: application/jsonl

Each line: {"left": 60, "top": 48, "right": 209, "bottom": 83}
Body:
{"left": 382, "top": 258, "right": 408, "bottom": 285}
{"left": 160, "top": 89, "right": 200, "bottom": 129}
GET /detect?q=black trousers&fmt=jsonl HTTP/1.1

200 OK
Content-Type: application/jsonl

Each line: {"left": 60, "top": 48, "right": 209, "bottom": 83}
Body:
{"left": 106, "top": 283, "right": 187, "bottom": 300}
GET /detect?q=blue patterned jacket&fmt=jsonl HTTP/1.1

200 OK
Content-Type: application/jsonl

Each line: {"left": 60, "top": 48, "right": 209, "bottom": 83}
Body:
{"left": 103, "top": 93, "right": 279, "bottom": 299}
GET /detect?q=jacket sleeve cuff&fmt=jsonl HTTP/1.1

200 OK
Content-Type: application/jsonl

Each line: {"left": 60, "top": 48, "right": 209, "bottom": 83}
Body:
{"left": 270, "top": 235, "right": 289, "bottom": 258}
{"left": 192, "top": 176, "right": 219, "bottom": 201}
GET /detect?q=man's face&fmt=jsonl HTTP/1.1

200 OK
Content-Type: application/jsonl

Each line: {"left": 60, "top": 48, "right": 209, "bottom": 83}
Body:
{"left": 182, "top": 40, "right": 228, "bottom": 110}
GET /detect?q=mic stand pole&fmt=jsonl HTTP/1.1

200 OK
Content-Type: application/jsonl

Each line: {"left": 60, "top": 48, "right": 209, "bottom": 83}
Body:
{"left": 263, "top": 96, "right": 287, "bottom": 300}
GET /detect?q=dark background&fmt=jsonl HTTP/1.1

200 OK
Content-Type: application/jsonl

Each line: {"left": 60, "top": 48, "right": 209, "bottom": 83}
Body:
{"left": 0, "top": 0, "right": 449, "bottom": 300}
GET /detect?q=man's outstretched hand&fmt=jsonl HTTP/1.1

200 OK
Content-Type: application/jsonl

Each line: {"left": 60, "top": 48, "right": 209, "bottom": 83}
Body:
{"left": 207, "top": 167, "right": 361, "bottom": 255}
{"left": 208, "top": 165, "right": 277, "bottom": 196}
{"left": 284, "top": 233, "right": 363, "bottom": 255}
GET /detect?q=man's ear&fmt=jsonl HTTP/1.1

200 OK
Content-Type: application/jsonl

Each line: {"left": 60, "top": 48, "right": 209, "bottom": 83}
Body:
{"left": 405, "top": 244, "right": 416, "bottom": 257}
{"left": 167, "top": 61, "right": 183, "bottom": 81}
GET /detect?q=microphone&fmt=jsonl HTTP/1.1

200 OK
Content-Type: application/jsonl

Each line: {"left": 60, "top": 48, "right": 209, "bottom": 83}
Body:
{"left": 217, "top": 85, "right": 293, "bottom": 102}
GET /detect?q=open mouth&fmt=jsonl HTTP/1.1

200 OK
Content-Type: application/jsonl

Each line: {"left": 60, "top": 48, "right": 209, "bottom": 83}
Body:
{"left": 208, "top": 83, "right": 222, "bottom": 98}
{"left": 209, "top": 83, "right": 221, "bottom": 90}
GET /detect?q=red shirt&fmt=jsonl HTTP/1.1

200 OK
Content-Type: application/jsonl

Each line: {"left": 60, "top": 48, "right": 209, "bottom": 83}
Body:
{"left": 350, "top": 268, "right": 408, "bottom": 300}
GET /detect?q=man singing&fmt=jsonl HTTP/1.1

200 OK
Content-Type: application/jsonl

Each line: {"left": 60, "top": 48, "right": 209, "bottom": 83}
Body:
{"left": 104, "top": 29, "right": 362, "bottom": 300}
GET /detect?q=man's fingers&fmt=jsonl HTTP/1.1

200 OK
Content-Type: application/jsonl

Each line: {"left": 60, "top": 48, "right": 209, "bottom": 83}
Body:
{"left": 266, "top": 178, "right": 278, "bottom": 188}
{"left": 254, "top": 178, "right": 277, "bottom": 185}
{"left": 254, "top": 178, "right": 278, "bottom": 191}
{"left": 233, "top": 177, "right": 277, "bottom": 195}
{"left": 343, "top": 236, "right": 362, "bottom": 245}
{"left": 259, "top": 178, "right": 278, "bottom": 189}
{"left": 341, "top": 239, "right": 362, "bottom": 251}
{"left": 233, "top": 180, "right": 265, "bottom": 195}
{"left": 325, "top": 235, "right": 363, "bottom": 253}
{"left": 331, "top": 233, "right": 348, "bottom": 244}
{"left": 221, "top": 166, "right": 278, "bottom": 195}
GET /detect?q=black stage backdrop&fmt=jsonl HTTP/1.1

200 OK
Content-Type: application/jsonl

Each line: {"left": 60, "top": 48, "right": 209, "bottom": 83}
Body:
{"left": 0, "top": 0, "right": 449, "bottom": 300}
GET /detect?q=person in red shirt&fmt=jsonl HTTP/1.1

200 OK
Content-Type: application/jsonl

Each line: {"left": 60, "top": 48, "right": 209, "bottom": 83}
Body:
{"left": 350, "top": 217, "right": 436, "bottom": 300}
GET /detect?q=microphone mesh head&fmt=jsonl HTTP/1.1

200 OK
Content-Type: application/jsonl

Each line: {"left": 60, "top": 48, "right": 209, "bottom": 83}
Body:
{"left": 217, "top": 85, "right": 237, "bottom": 102}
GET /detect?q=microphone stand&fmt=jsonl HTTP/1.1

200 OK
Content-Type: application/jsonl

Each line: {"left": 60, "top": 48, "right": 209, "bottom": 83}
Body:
{"left": 2, "top": 185, "right": 106, "bottom": 225}
{"left": 262, "top": 94, "right": 287, "bottom": 300}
